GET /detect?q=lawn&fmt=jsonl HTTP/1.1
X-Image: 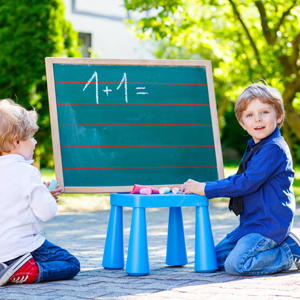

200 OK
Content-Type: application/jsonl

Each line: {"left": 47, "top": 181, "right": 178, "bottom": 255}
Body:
{"left": 41, "top": 169, "right": 110, "bottom": 212}
{"left": 41, "top": 164, "right": 300, "bottom": 212}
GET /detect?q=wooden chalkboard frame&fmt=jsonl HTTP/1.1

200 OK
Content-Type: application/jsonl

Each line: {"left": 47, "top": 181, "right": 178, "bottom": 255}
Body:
{"left": 45, "top": 58, "right": 224, "bottom": 193}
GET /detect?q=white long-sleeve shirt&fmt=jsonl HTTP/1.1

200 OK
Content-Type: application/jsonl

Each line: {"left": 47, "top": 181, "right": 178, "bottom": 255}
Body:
{"left": 0, "top": 154, "right": 57, "bottom": 262}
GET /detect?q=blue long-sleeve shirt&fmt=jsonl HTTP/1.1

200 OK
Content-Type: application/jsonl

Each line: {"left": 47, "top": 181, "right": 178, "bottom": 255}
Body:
{"left": 205, "top": 127, "right": 295, "bottom": 244}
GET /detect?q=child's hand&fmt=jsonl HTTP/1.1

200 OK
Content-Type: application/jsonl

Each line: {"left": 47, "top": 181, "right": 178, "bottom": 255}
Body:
{"left": 43, "top": 181, "right": 63, "bottom": 202}
{"left": 43, "top": 181, "right": 51, "bottom": 189}
{"left": 181, "top": 179, "right": 206, "bottom": 196}
{"left": 50, "top": 185, "right": 63, "bottom": 202}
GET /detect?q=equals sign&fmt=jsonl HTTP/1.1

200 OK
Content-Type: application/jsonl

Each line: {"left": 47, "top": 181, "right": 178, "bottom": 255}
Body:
{"left": 136, "top": 87, "right": 148, "bottom": 95}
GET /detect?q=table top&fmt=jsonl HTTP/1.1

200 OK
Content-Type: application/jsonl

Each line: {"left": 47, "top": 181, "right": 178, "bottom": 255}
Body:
{"left": 110, "top": 192, "right": 209, "bottom": 208}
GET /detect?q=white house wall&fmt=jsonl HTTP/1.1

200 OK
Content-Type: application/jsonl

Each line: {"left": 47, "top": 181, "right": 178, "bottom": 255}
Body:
{"left": 63, "top": 0, "right": 155, "bottom": 59}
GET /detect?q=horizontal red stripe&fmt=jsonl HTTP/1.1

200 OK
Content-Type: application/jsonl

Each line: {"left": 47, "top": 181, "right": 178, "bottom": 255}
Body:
{"left": 61, "top": 145, "right": 214, "bottom": 148}
{"left": 55, "top": 82, "right": 207, "bottom": 86}
{"left": 59, "top": 124, "right": 212, "bottom": 127}
{"left": 57, "top": 103, "right": 209, "bottom": 106}
{"left": 63, "top": 166, "right": 217, "bottom": 170}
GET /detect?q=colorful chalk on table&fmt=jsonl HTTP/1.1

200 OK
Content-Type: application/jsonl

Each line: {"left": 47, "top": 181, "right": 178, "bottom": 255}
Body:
{"left": 140, "top": 188, "right": 152, "bottom": 195}
{"left": 130, "top": 184, "right": 159, "bottom": 194}
{"left": 159, "top": 187, "right": 171, "bottom": 194}
{"left": 172, "top": 187, "right": 181, "bottom": 194}
{"left": 48, "top": 179, "right": 58, "bottom": 191}
{"left": 131, "top": 184, "right": 180, "bottom": 195}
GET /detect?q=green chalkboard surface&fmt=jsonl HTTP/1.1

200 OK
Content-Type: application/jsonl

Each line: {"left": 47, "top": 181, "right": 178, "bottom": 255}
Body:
{"left": 45, "top": 58, "right": 224, "bottom": 193}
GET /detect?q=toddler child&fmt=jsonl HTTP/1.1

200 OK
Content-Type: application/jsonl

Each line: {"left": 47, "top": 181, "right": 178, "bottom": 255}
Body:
{"left": 0, "top": 99, "right": 80, "bottom": 285}
{"left": 182, "top": 83, "right": 300, "bottom": 275}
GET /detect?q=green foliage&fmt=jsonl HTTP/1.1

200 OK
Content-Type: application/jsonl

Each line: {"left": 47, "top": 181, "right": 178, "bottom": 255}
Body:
{"left": 0, "top": 0, "right": 80, "bottom": 167}
{"left": 125, "top": 0, "right": 300, "bottom": 163}
{"left": 221, "top": 103, "right": 250, "bottom": 158}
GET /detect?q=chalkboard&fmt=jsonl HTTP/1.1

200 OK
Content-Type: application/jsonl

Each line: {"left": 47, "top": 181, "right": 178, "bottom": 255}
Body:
{"left": 45, "top": 58, "right": 224, "bottom": 193}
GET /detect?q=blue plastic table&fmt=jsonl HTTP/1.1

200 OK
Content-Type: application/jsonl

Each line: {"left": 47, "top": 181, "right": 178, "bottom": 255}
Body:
{"left": 102, "top": 192, "right": 218, "bottom": 276}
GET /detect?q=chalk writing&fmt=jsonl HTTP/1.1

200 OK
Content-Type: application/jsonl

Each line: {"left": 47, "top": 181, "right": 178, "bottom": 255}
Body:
{"left": 83, "top": 71, "right": 99, "bottom": 104}
{"left": 136, "top": 87, "right": 148, "bottom": 95}
{"left": 83, "top": 72, "right": 149, "bottom": 103}
{"left": 103, "top": 86, "right": 112, "bottom": 96}
{"left": 116, "top": 73, "right": 128, "bottom": 103}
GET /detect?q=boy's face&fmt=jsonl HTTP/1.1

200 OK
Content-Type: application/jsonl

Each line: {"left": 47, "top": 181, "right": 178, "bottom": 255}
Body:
{"left": 11, "top": 134, "right": 37, "bottom": 160}
{"left": 239, "top": 98, "right": 283, "bottom": 144}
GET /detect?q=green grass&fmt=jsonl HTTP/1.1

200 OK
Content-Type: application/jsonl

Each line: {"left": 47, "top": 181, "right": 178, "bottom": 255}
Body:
{"left": 294, "top": 165, "right": 300, "bottom": 203}
{"left": 40, "top": 164, "right": 300, "bottom": 211}
{"left": 40, "top": 169, "right": 110, "bottom": 212}
{"left": 41, "top": 169, "right": 110, "bottom": 198}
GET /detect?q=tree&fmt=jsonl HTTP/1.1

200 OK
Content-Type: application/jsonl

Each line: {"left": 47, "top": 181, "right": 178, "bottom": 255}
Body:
{"left": 125, "top": 0, "right": 300, "bottom": 162}
{"left": 0, "top": 0, "right": 80, "bottom": 168}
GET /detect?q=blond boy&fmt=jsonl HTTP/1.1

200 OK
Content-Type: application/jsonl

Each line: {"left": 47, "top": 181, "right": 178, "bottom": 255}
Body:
{"left": 0, "top": 99, "right": 80, "bottom": 285}
{"left": 182, "top": 83, "right": 299, "bottom": 275}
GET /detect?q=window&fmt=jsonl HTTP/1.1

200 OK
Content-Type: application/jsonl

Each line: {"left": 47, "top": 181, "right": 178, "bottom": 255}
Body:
{"left": 78, "top": 32, "right": 92, "bottom": 58}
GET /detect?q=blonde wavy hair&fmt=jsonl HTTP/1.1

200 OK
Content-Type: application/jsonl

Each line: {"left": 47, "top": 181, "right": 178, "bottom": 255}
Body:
{"left": 0, "top": 99, "right": 39, "bottom": 155}
{"left": 235, "top": 83, "right": 285, "bottom": 128}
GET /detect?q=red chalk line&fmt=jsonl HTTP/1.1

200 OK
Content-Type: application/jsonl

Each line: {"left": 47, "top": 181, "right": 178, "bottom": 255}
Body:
{"left": 63, "top": 166, "right": 217, "bottom": 170}
{"left": 57, "top": 103, "right": 209, "bottom": 106}
{"left": 61, "top": 145, "right": 214, "bottom": 149}
{"left": 55, "top": 81, "right": 207, "bottom": 86}
{"left": 59, "top": 124, "right": 212, "bottom": 127}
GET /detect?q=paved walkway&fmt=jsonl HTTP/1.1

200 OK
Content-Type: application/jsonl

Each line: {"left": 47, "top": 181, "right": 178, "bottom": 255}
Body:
{"left": 1, "top": 202, "right": 300, "bottom": 300}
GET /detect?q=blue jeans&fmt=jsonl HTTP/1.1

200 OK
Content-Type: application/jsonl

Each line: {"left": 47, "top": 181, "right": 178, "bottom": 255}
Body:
{"left": 216, "top": 228, "right": 294, "bottom": 275}
{"left": 31, "top": 239, "right": 80, "bottom": 282}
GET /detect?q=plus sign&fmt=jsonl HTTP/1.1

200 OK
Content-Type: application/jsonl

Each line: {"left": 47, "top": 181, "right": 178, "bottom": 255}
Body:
{"left": 103, "top": 86, "right": 112, "bottom": 96}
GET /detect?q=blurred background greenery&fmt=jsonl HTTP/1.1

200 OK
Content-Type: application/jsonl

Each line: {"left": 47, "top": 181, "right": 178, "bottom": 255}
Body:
{"left": 1, "top": 0, "right": 300, "bottom": 208}
{"left": 0, "top": 0, "right": 81, "bottom": 169}
{"left": 124, "top": 0, "right": 300, "bottom": 164}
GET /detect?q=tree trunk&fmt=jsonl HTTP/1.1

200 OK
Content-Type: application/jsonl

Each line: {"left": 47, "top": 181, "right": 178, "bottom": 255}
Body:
{"left": 217, "top": 96, "right": 229, "bottom": 131}
{"left": 282, "top": 82, "right": 300, "bottom": 141}
{"left": 282, "top": 122, "right": 294, "bottom": 161}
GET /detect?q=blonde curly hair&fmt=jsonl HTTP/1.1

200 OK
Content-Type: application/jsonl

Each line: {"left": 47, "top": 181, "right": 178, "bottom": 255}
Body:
{"left": 235, "top": 83, "right": 285, "bottom": 128}
{"left": 0, "top": 99, "right": 39, "bottom": 155}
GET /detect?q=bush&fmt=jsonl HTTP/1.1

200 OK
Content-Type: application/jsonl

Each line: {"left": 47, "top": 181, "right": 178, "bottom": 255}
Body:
{"left": 0, "top": 0, "right": 81, "bottom": 167}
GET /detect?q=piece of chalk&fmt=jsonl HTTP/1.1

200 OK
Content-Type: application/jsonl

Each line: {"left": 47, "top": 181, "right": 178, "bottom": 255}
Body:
{"left": 140, "top": 188, "right": 151, "bottom": 195}
{"left": 49, "top": 179, "right": 58, "bottom": 191}
{"left": 159, "top": 187, "right": 171, "bottom": 194}
{"left": 172, "top": 188, "right": 180, "bottom": 194}
{"left": 131, "top": 184, "right": 159, "bottom": 194}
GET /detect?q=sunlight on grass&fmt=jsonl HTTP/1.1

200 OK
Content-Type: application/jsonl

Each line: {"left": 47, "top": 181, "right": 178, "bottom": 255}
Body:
{"left": 41, "top": 164, "right": 300, "bottom": 212}
{"left": 40, "top": 169, "right": 110, "bottom": 212}
{"left": 294, "top": 165, "right": 300, "bottom": 203}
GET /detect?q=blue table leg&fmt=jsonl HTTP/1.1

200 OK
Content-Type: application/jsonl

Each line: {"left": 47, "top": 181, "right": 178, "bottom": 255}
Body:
{"left": 166, "top": 207, "right": 188, "bottom": 266}
{"left": 102, "top": 205, "right": 124, "bottom": 269}
{"left": 195, "top": 206, "right": 218, "bottom": 272}
{"left": 126, "top": 207, "right": 149, "bottom": 276}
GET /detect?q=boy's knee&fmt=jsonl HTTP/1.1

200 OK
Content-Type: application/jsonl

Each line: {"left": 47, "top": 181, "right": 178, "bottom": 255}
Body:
{"left": 74, "top": 258, "right": 81, "bottom": 273}
{"left": 75, "top": 257, "right": 80, "bottom": 269}
{"left": 224, "top": 252, "right": 261, "bottom": 276}
{"left": 69, "top": 257, "right": 81, "bottom": 278}
{"left": 224, "top": 255, "right": 241, "bottom": 275}
{"left": 224, "top": 251, "right": 252, "bottom": 275}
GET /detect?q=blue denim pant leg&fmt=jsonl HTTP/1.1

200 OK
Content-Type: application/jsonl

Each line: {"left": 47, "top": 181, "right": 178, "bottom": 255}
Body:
{"left": 31, "top": 239, "right": 80, "bottom": 283}
{"left": 215, "top": 228, "right": 238, "bottom": 270}
{"left": 221, "top": 233, "right": 293, "bottom": 276}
